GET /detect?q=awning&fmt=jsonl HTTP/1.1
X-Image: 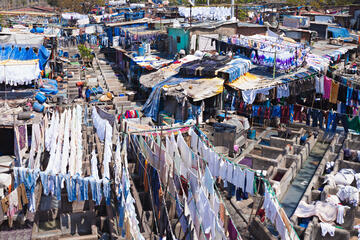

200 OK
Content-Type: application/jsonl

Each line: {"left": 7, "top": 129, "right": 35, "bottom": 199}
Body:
{"left": 226, "top": 72, "right": 281, "bottom": 91}
{"left": 164, "top": 77, "right": 224, "bottom": 102}
{"left": 139, "top": 54, "right": 201, "bottom": 88}
{"left": 0, "top": 33, "right": 44, "bottom": 47}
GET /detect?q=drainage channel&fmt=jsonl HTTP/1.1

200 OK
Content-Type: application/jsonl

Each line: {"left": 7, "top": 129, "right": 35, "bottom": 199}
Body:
{"left": 280, "top": 142, "right": 330, "bottom": 218}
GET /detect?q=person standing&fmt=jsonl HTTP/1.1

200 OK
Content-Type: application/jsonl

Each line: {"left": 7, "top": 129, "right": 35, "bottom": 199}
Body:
{"left": 85, "top": 87, "right": 91, "bottom": 102}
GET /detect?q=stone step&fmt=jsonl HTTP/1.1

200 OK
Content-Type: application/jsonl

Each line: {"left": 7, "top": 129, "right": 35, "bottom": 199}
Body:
{"left": 59, "top": 235, "right": 98, "bottom": 240}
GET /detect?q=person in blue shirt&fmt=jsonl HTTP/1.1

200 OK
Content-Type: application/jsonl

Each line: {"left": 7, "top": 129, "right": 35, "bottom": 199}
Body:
{"left": 85, "top": 87, "right": 91, "bottom": 102}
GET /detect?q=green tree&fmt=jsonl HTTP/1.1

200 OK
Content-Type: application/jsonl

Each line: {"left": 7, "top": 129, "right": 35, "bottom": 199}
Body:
{"left": 49, "top": 0, "right": 104, "bottom": 13}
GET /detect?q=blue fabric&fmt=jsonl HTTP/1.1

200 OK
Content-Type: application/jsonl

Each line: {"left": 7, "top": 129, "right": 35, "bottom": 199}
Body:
{"left": 9, "top": 47, "right": 21, "bottom": 60}
{"left": 38, "top": 46, "right": 50, "bottom": 71}
{"left": 114, "top": 27, "right": 120, "bottom": 36}
{"left": 55, "top": 175, "right": 62, "bottom": 201}
{"left": 289, "top": 104, "right": 294, "bottom": 123}
{"left": 117, "top": 185, "right": 125, "bottom": 229}
{"left": 1, "top": 46, "right": 12, "bottom": 60}
{"left": 103, "top": 179, "right": 111, "bottom": 205}
{"left": 326, "top": 111, "right": 335, "bottom": 131}
{"left": 152, "top": 169, "right": 160, "bottom": 208}
{"left": 65, "top": 174, "right": 73, "bottom": 202}
{"left": 271, "top": 105, "right": 281, "bottom": 118}
{"left": 24, "top": 48, "right": 37, "bottom": 60}
{"left": 142, "top": 76, "right": 198, "bottom": 120}
{"left": 328, "top": 27, "right": 351, "bottom": 40}
{"left": 106, "top": 28, "right": 113, "bottom": 44}
{"left": 40, "top": 172, "right": 49, "bottom": 196}
{"left": 347, "top": 87, "right": 353, "bottom": 106}
{"left": 227, "top": 183, "right": 236, "bottom": 198}
{"left": 222, "top": 57, "right": 251, "bottom": 82}
{"left": 95, "top": 180, "right": 103, "bottom": 205}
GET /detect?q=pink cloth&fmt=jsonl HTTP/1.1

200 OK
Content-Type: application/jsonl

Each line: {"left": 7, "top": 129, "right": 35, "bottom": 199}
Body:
{"left": 323, "top": 76, "right": 332, "bottom": 99}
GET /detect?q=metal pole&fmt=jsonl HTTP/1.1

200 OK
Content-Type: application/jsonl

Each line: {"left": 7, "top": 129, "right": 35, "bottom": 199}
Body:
{"left": 231, "top": 0, "right": 234, "bottom": 19}
{"left": 190, "top": 4, "right": 192, "bottom": 27}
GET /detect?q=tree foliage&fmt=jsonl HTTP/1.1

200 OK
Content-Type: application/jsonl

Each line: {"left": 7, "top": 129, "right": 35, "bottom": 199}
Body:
{"left": 48, "top": 0, "right": 105, "bottom": 13}
{"left": 78, "top": 44, "right": 94, "bottom": 61}
{"left": 286, "top": 0, "right": 354, "bottom": 8}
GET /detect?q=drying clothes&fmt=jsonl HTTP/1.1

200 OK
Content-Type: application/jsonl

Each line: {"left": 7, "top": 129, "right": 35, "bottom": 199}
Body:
{"left": 347, "top": 87, "right": 353, "bottom": 106}
{"left": 337, "top": 205, "right": 350, "bottom": 225}
{"left": 329, "top": 80, "right": 339, "bottom": 104}
{"left": 276, "top": 212, "right": 290, "bottom": 240}
{"left": 233, "top": 166, "right": 245, "bottom": 190}
{"left": 315, "top": 76, "right": 324, "bottom": 94}
{"left": 348, "top": 116, "right": 360, "bottom": 133}
{"left": 323, "top": 76, "right": 332, "bottom": 99}
{"left": 245, "top": 169, "right": 254, "bottom": 195}
{"left": 325, "top": 194, "right": 341, "bottom": 205}
{"left": 219, "top": 160, "right": 227, "bottom": 180}
{"left": 28, "top": 123, "right": 43, "bottom": 169}
{"left": 280, "top": 105, "right": 289, "bottom": 124}
{"left": 293, "top": 201, "right": 337, "bottom": 223}
{"left": 17, "top": 183, "right": 28, "bottom": 210}
{"left": 272, "top": 105, "right": 281, "bottom": 118}
{"left": 103, "top": 121, "right": 113, "bottom": 179}
{"left": 337, "top": 185, "right": 359, "bottom": 206}
{"left": 203, "top": 166, "right": 214, "bottom": 195}
{"left": 61, "top": 109, "right": 71, "bottom": 174}
{"left": 242, "top": 86, "right": 274, "bottom": 104}
{"left": 228, "top": 218, "right": 238, "bottom": 240}
{"left": 7, "top": 188, "right": 19, "bottom": 219}
{"left": 320, "top": 222, "right": 335, "bottom": 237}
{"left": 177, "top": 132, "right": 192, "bottom": 170}
{"left": 189, "top": 128, "right": 198, "bottom": 152}
{"left": 92, "top": 106, "right": 107, "bottom": 141}
{"left": 53, "top": 109, "right": 66, "bottom": 174}
{"left": 90, "top": 150, "right": 100, "bottom": 180}
{"left": 226, "top": 161, "right": 234, "bottom": 184}
{"left": 277, "top": 84, "right": 290, "bottom": 99}
{"left": 337, "top": 84, "right": 347, "bottom": 103}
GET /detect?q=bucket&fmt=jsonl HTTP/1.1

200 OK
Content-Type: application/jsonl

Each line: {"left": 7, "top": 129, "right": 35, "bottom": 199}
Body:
{"left": 138, "top": 47, "right": 145, "bottom": 56}
{"left": 33, "top": 102, "right": 44, "bottom": 113}
{"left": 35, "top": 92, "right": 46, "bottom": 104}
{"left": 248, "top": 129, "right": 256, "bottom": 140}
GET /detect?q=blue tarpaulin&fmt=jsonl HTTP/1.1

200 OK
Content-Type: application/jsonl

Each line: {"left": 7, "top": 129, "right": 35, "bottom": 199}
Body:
{"left": 328, "top": 27, "right": 351, "bottom": 41}
{"left": 30, "top": 27, "right": 44, "bottom": 33}
{"left": 38, "top": 46, "right": 50, "bottom": 71}
{"left": 0, "top": 45, "right": 50, "bottom": 70}
{"left": 142, "top": 75, "right": 199, "bottom": 121}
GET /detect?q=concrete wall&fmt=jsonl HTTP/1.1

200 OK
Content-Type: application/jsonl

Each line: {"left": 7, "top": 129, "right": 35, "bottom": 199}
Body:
{"left": 269, "top": 167, "right": 292, "bottom": 200}
{"left": 344, "top": 139, "right": 360, "bottom": 150}
{"left": 248, "top": 217, "right": 277, "bottom": 240}
{"left": 168, "top": 28, "right": 190, "bottom": 53}
{"left": 269, "top": 136, "right": 296, "bottom": 148}
{"left": 308, "top": 220, "right": 350, "bottom": 240}
{"left": 246, "top": 153, "right": 282, "bottom": 170}
{"left": 237, "top": 26, "right": 267, "bottom": 36}
{"left": 190, "top": 23, "right": 238, "bottom": 37}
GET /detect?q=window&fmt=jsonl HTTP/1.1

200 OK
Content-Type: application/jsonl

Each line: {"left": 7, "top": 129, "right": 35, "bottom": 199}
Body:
{"left": 177, "top": 36, "right": 181, "bottom": 43}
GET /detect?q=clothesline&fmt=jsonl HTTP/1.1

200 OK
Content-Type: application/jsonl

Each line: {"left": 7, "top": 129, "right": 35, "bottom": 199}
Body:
{"left": 148, "top": 133, "right": 243, "bottom": 240}
{"left": 203, "top": 35, "right": 306, "bottom": 58}
{"left": 295, "top": 102, "right": 360, "bottom": 118}
{"left": 130, "top": 134, "right": 213, "bottom": 239}
{"left": 193, "top": 126, "right": 300, "bottom": 240}
{"left": 237, "top": 71, "right": 318, "bottom": 91}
